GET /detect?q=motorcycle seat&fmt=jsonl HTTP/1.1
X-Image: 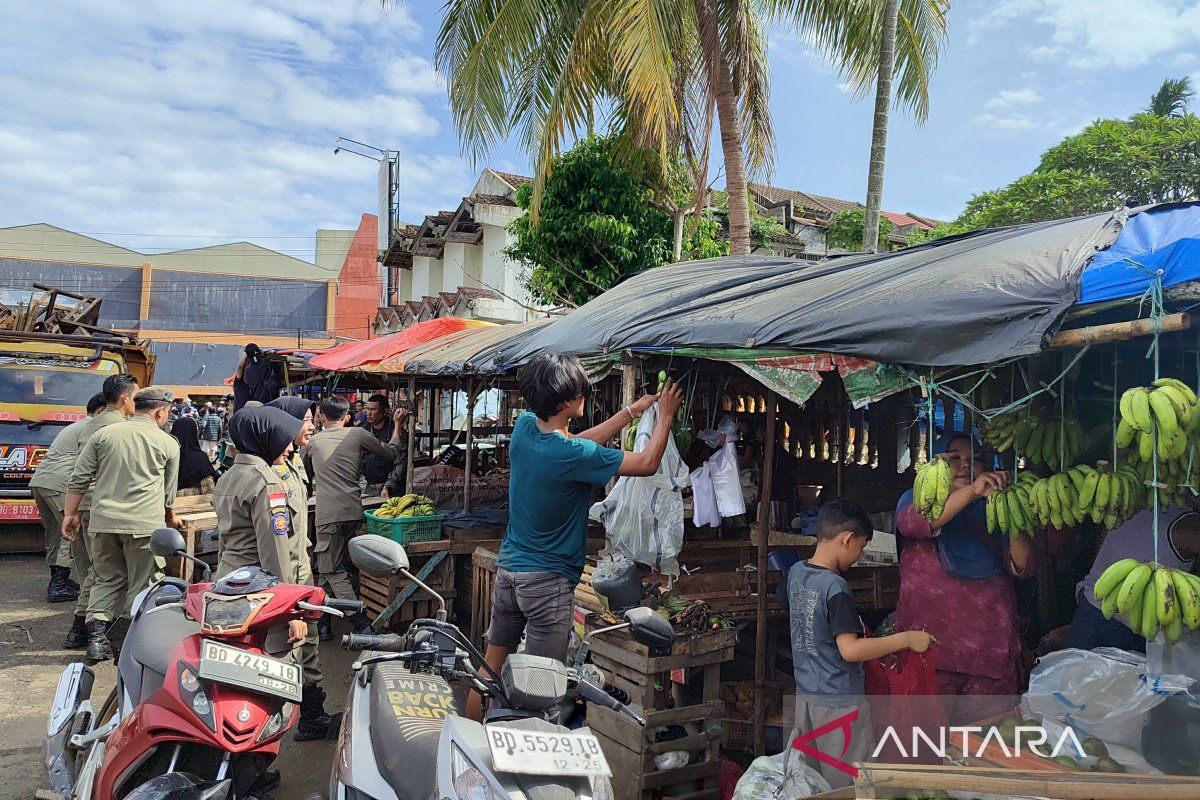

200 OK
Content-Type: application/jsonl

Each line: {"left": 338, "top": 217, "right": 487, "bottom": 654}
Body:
{"left": 368, "top": 662, "right": 461, "bottom": 800}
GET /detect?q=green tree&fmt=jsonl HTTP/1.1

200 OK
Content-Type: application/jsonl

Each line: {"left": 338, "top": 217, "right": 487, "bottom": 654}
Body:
{"left": 504, "top": 137, "right": 724, "bottom": 308}
{"left": 826, "top": 208, "right": 892, "bottom": 251}
{"left": 941, "top": 110, "right": 1200, "bottom": 233}
{"left": 1148, "top": 77, "right": 1193, "bottom": 117}
{"left": 431, "top": 0, "right": 948, "bottom": 257}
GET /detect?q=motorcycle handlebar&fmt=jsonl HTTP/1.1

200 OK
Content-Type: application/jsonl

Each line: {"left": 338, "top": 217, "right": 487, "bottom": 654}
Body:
{"left": 326, "top": 598, "right": 363, "bottom": 614}
{"left": 575, "top": 675, "right": 646, "bottom": 726}
{"left": 342, "top": 633, "right": 405, "bottom": 652}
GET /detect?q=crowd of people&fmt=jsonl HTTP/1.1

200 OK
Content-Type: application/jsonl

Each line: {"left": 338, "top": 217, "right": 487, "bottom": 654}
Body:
{"left": 32, "top": 374, "right": 411, "bottom": 743}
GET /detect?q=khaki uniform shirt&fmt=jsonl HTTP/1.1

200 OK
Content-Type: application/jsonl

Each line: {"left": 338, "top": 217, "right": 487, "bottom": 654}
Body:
{"left": 29, "top": 418, "right": 89, "bottom": 494}
{"left": 303, "top": 426, "right": 400, "bottom": 526}
{"left": 72, "top": 408, "right": 127, "bottom": 510}
{"left": 215, "top": 453, "right": 307, "bottom": 584}
{"left": 69, "top": 415, "right": 180, "bottom": 535}
{"left": 281, "top": 452, "right": 314, "bottom": 586}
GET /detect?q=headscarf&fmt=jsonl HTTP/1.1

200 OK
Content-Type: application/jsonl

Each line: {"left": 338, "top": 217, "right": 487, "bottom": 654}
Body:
{"left": 896, "top": 432, "right": 1005, "bottom": 580}
{"left": 172, "top": 417, "right": 218, "bottom": 490}
{"left": 267, "top": 396, "right": 316, "bottom": 423}
{"left": 229, "top": 406, "right": 303, "bottom": 465}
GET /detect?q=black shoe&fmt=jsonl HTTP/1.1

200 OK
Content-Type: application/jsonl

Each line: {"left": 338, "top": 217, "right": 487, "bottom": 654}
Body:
{"left": 294, "top": 685, "right": 333, "bottom": 742}
{"left": 85, "top": 620, "right": 113, "bottom": 662}
{"left": 350, "top": 611, "right": 374, "bottom": 635}
{"left": 317, "top": 615, "right": 332, "bottom": 642}
{"left": 47, "top": 566, "right": 80, "bottom": 603}
{"left": 65, "top": 575, "right": 81, "bottom": 592}
{"left": 107, "top": 617, "right": 132, "bottom": 665}
{"left": 63, "top": 615, "right": 88, "bottom": 649}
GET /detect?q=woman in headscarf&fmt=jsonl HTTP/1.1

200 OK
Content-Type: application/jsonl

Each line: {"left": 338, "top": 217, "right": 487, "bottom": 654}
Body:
{"left": 264, "top": 396, "right": 336, "bottom": 741}
{"left": 171, "top": 417, "right": 220, "bottom": 496}
{"left": 894, "top": 432, "right": 1034, "bottom": 724}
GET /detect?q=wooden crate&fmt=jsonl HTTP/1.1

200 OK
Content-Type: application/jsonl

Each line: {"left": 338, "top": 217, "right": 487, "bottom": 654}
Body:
{"left": 844, "top": 564, "right": 900, "bottom": 611}
{"left": 469, "top": 547, "right": 498, "bottom": 645}
{"left": 168, "top": 495, "right": 218, "bottom": 582}
{"left": 359, "top": 540, "right": 456, "bottom": 633}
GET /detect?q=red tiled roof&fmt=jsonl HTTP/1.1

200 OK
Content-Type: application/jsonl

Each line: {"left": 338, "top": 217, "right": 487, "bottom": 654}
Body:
{"left": 490, "top": 170, "right": 533, "bottom": 189}
{"left": 470, "top": 193, "right": 517, "bottom": 207}
{"left": 882, "top": 211, "right": 932, "bottom": 230}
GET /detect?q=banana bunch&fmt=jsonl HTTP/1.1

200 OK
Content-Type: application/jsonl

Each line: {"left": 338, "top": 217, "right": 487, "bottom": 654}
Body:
{"left": 985, "top": 472, "right": 1039, "bottom": 538}
{"left": 1027, "top": 464, "right": 1145, "bottom": 531}
{"left": 375, "top": 493, "right": 437, "bottom": 519}
{"left": 1118, "top": 379, "right": 1200, "bottom": 463}
{"left": 1093, "top": 559, "right": 1200, "bottom": 643}
{"left": 1128, "top": 457, "right": 1198, "bottom": 510}
{"left": 984, "top": 410, "right": 1083, "bottom": 470}
{"left": 913, "top": 455, "right": 953, "bottom": 522}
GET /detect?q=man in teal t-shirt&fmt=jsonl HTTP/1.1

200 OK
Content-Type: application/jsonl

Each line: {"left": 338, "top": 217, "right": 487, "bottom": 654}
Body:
{"left": 467, "top": 352, "right": 681, "bottom": 721}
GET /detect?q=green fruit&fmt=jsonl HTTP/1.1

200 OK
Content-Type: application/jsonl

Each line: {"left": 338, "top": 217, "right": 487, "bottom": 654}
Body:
{"left": 1053, "top": 755, "right": 1082, "bottom": 770}
{"left": 1093, "top": 756, "right": 1124, "bottom": 773}
{"left": 1082, "top": 737, "right": 1108, "bottom": 758}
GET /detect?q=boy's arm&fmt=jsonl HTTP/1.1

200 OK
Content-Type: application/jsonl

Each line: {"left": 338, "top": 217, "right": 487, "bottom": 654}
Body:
{"left": 837, "top": 630, "right": 933, "bottom": 663}
{"left": 617, "top": 385, "right": 684, "bottom": 477}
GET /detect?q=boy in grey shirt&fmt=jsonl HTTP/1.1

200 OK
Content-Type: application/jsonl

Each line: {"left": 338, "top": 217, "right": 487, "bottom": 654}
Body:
{"left": 788, "top": 499, "right": 934, "bottom": 789}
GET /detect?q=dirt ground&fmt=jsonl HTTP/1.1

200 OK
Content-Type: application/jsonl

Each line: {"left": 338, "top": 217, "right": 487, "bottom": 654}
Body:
{"left": 0, "top": 553, "right": 355, "bottom": 800}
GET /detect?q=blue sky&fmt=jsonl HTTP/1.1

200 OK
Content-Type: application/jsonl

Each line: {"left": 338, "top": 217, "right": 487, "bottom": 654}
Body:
{"left": 1, "top": 0, "right": 1195, "bottom": 260}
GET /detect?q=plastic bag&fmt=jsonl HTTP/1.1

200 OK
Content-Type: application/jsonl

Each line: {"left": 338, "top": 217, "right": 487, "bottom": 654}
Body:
{"left": 1020, "top": 647, "right": 1193, "bottom": 750}
{"left": 590, "top": 553, "right": 642, "bottom": 610}
{"left": 696, "top": 416, "right": 745, "bottom": 518}
{"left": 731, "top": 750, "right": 831, "bottom": 800}
{"left": 1147, "top": 625, "right": 1200, "bottom": 679}
{"left": 590, "top": 403, "right": 690, "bottom": 577}
{"left": 690, "top": 462, "right": 720, "bottom": 528}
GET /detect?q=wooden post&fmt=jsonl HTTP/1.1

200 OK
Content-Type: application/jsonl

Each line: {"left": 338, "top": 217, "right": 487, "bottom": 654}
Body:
{"left": 430, "top": 387, "right": 441, "bottom": 460}
{"left": 405, "top": 376, "right": 416, "bottom": 495}
{"left": 753, "top": 388, "right": 777, "bottom": 756}
{"left": 464, "top": 377, "right": 475, "bottom": 511}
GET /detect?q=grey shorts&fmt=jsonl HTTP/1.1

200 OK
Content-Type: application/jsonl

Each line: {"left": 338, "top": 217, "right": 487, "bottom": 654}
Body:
{"left": 485, "top": 568, "right": 576, "bottom": 660}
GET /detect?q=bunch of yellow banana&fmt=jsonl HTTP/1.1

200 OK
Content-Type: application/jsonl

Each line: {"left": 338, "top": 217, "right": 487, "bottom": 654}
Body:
{"left": 985, "top": 472, "right": 1039, "bottom": 538}
{"left": 375, "top": 493, "right": 438, "bottom": 519}
{"left": 913, "top": 455, "right": 953, "bottom": 522}
{"left": 984, "top": 410, "right": 1082, "bottom": 471}
{"left": 1118, "top": 378, "right": 1200, "bottom": 463}
{"left": 1093, "top": 558, "right": 1200, "bottom": 643}
{"left": 1027, "top": 464, "right": 1145, "bottom": 531}
{"left": 1128, "top": 457, "right": 1198, "bottom": 510}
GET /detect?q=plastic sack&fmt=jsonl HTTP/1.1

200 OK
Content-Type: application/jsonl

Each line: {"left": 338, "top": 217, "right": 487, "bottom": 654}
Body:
{"left": 590, "top": 403, "right": 690, "bottom": 577}
{"left": 697, "top": 415, "right": 739, "bottom": 448}
{"left": 1148, "top": 625, "right": 1200, "bottom": 679}
{"left": 690, "top": 462, "right": 720, "bottom": 528}
{"left": 1020, "top": 647, "right": 1193, "bottom": 750}
{"left": 731, "top": 750, "right": 831, "bottom": 800}
{"left": 696, "top": 416, "right": 745, "bottom": 518}
{"left": 590, "top": 553, "right": 642, "bottom": 610}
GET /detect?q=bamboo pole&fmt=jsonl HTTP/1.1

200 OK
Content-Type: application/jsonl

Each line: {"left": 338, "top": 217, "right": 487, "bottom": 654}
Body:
{"left": 464, "top": 377, "right": 475, "bottom": 511}
{"left": 405, "top": 377, "right": 416, "bottom": 494}
{"left": 753, "top": 389, "right": 777, "bottom": 756}
{"left": 1050, "top": 312, "right": 1189, "bottom": 348}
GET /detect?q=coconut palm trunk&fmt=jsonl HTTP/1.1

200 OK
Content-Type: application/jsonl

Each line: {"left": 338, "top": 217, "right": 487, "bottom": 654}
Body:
{"left": 862, "top": 0, "right": 900, "bottom": 253}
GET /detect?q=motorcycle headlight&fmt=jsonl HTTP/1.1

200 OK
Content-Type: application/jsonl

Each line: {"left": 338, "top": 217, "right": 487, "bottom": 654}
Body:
{"left": 451, "top": 744, "right": 497, "bottom": 800}
{"left": 176, "top": 662, "right": 215, "bottom": 731}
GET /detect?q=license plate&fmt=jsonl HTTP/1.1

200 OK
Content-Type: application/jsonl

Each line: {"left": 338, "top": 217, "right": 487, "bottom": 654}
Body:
{"left": 197, "top": 640, "right": 302, "bottom": 703}
{"left": 487, "top": 727, "right": 611, "bottom": 777}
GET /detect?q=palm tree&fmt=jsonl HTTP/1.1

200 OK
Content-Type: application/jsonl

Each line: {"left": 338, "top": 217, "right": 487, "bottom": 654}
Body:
{"left": 432, "top": 0, "right": 947, "bottom": 256}
{"left": 1148, "top": 77, "right": 1194, "bottom": 117}
{"left": 862, "top": 0, "right": 899, "bottom": 253}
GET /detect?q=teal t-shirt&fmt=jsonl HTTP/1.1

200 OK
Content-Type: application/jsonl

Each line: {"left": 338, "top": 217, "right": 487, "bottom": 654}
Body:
{"left": 498, "top": 412, "right": 624, "bottom": 582}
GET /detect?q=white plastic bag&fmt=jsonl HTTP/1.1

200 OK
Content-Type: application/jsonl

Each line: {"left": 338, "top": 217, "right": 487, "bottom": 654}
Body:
{"left": 590, "top": 403, "right": 690, "bottom": 577}
{"left": 732, "top": 750, "right": 831, "bottom": 800}
{"left": 696, "top": 416, "right": 746, "bottom": 518}
{"left": 690, "top": 462, "right": 720, "bottom": 528}
{"left": 1020, "top": 647, "right": 1193, "bottom": 750}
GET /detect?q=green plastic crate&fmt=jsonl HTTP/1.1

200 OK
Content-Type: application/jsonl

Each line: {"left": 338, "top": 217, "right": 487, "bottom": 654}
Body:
{"left": 364, "top": 510, "right": 445, "bottom": 544}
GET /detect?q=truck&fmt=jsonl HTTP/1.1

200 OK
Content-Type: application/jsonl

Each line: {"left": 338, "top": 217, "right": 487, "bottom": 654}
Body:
{"left": 0, "top": 286, "right": 154, "bottom": 551}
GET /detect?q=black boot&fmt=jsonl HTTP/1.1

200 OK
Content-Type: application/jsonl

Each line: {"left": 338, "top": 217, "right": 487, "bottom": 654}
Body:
{"left": 107, "top": 617, "right": 132, "bottom": 665}
{"left": 47, "top": 565, "right": 80, "bottom": 603}
{"left": 65, "top": 574, "right": 81, "bottom": 592}
{"left": 316, "top": 614, "right": 332, "bottom": 642}
{"left": 85, "top": 620, "right": 113, "bottom": 662}
{"left": 63, "top": 615, "right": 88, "bottom": 649}
{"left": 350, "top": 611, "right": 374, "bottom": 635}
{"left": 293, "top": 685, "right": 333, "bottom": 742}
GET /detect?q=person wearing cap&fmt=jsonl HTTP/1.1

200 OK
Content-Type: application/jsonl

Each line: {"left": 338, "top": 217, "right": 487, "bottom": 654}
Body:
{"left": 57, "top": 373, "right": 139, "bottom": 649}
{"left": 63, "top": 386, "right": 181, "bottom": 662}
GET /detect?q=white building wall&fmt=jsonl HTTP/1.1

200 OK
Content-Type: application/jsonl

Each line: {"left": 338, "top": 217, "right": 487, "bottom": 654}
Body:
{"left": 442, "top": 242, "right": 468, "bottom": 293}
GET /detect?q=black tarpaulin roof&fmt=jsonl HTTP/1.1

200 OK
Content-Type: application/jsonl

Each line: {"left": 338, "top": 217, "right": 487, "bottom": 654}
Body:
{"left": 495, "top": 209, "right": 1129, "bottom": 368}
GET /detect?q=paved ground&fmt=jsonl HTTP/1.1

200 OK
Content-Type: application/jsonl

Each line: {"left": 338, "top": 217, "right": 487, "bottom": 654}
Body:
{"left": 0, "top": 553, "right": 355, "bottom": 800}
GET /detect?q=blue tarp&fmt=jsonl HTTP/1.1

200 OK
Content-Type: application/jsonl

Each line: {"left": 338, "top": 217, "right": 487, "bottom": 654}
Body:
{"left": 1081, "top": 202, "right": 1200, "bottom": 303}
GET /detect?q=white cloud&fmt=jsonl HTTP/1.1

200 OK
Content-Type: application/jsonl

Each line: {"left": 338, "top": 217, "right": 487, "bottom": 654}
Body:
{"left": 971, "top": 113, "right": 1037, "bottom": 132}
{"left": 984, "top": 88, "right": 1043, "bottom": 110}
{"left": 0, "top": 0, "right": 474, "bottom": 258}
{"left": 972, "top": 0, "right": 1200, "bottom": 70}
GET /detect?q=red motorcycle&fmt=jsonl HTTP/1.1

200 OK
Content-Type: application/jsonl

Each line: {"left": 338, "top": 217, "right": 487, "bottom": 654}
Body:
{"left": 44, "top": 528, "right": 359, "bottom": 800}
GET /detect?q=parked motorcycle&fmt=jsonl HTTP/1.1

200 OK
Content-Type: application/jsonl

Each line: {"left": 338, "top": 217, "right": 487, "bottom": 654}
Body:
{"left": 44, "top": 527, "right": 360, "bottom": 800}
{"left": 327, "top": 535, "right": 676, "bottom": 800}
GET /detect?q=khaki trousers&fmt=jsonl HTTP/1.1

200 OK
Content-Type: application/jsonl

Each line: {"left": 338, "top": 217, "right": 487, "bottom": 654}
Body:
{"left": 31, "top": 487, "right": 73, "bottom": 570}
{"left": 86, "top": 532, "right": 160, "bottom": 623}
{"left": 315, "top": 520, "right": 363, "bottom": 601}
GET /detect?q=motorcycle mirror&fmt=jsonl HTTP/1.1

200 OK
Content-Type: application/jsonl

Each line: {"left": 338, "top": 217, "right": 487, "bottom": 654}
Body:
{"left": 149, "top": 527, "right": 187, "bottom": 558}
{"left": 624, "top": 606, "right": 676, "bottom": 649}
{"left": 348, "top": 535, "right": 410, "bottom": 577}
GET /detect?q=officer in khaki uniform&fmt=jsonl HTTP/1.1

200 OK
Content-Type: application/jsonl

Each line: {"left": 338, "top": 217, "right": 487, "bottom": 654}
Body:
{"left": 64, "top": 386, "right": 179, "bottom": 662}
{"left": 30, "top": 393, "right": 105, "bottom": 606}
{"left": 217, "top": 404, "right": 334, "bottom": 742}
{"left": 59, "top": 373, "right": 140, "bottom": 649}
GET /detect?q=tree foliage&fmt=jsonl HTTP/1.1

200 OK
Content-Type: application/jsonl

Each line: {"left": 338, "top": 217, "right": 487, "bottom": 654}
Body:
{"left": 825, "top": 208, "right": 892, "bottom": 251}
{"left": 945, "top": 109, "right": 1200, "bottom": 232}
{"left": 1148, "top": 77, "right": 1193, "bottom": 117}
{"left": 504, "top": 136, "right": 724, "bottom": 308}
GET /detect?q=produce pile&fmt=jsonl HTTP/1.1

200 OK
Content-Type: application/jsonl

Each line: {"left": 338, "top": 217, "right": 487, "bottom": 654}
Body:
{"left": 1093, "top": 558, "right": 1200, "bottom": 644}
{"left": 374, "top": 494, "right": 438, "bottom": 518}
{"left": 659, "top": 593, "right": 733, "bottom": 631}
{"left": 912, "top": 455, "right": 952, "bottom": 522}
{"left": 985, "top": 715, "right": 1125, "bottom": 773}
{"left": 984, "top": 409, "right": 1082, "bottom": 470}
{"left": 1117, "top": 379, "right": 1200, "bottom": 507}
